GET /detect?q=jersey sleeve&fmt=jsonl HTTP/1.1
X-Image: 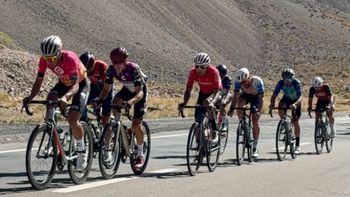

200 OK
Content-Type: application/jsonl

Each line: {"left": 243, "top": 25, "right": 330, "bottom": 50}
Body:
{"left": 253, "top": 77, "right": 264, "bottom": 93}
{"left": 273, "top": 80, "right": 283, "bottom": 96}
{"left": 308, "top": 87, "right": 315, "bottom": 98}
{"left": 324, "top": 84, "right": 332, "bottom": 96}
{"left": 234, "top": 80, "right": 241, "bottom": 92}
{"left": 132, "top": 65, "right": 142, "bottom": 87}
{"left": 105, "top": 65, "right": 114, "bottom": 84}
{"left": 294, "top": 79, "right": 302, "bottom": 98}
{"left": 222, "top": 76, "right": 231, "bottom": 90}
{"left": 99, "top": 61, "right": 109, "bottom": 81}
{"left": 186, "top": 69, "right": 195, "bottom": 89}
{"left": 37, "top": 58, "right": 47, "bottom": 76}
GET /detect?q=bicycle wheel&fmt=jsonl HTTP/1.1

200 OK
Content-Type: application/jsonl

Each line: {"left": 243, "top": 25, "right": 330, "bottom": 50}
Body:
{"left": 98, "top": 122, "right": 121, "bottom": 179}
{"left": 26, "top": 124, "right": 57, "bottom": 190}
{"left": 235, "top": 122, "right": 245, "bottom": 166}
{"left": 219, "top": 118, "right": 229, "bottom": 155}
{"left": 314, "top": 123, "right": 324, "bottom": 154}
{"left": 205, "top": 118, "right": 221, "bottom": 172}
{"left": 325, "top": 125, "right": 333, "bottom": 153}
{"left": 289, "top": 131, "right": 297, "bottom": 159}
{"left": 130, "top": 121, "right": 151, "bottom": 175}
{"left": 68, "top": 121, "right": 93, "bottom": 184}
{"left": 246, "top": 127, "right": 253, "bottom": 163}
{"left": 186, "top": 122, "right": 202, "bottom": 176}
{"left": 275, "top": 120, "right": 287, "bottom": 161}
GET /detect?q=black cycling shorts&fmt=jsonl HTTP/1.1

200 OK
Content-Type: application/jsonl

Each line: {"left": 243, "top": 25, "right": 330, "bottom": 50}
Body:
{"left": 280, "top": 96, "right": 301, "bottom": 118}
{"left": 114, "top": 86, "right": 147, "bottom": 120}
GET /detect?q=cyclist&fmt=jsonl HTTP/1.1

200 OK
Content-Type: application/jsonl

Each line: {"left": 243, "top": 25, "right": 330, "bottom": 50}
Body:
{"left": 79, "top": 52, "right": 112, "bottom": 127}
{"left": 216, "top": 64, "right": 232, "bottom": 131}
{"left": 178, "top": 52, "right": 222, "bottom": 142}
{"left": 269, "top": 68, "right": 303, "bottom": 154}
{"left": 228, "top": 68, "right": 264, "bottom": 158}
{"left": 97, "top": 47, "right": 148, "bottom": 169}
{"left": 23, "top": 35, "right": 90, "bottom": 170}
{"left": 308, "top": 76, "right": 336, "bottom": 137}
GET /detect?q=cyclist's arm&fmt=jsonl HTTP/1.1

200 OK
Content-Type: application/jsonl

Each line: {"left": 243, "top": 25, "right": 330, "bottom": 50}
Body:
{"left": 182, "top": 86, "right": 192, "bottom": 106}
{"left": 292, "top": 80, "right": 302, "bottom": 106}
{"left": 128, "top": 85, "right": 143, "bottom": 105}
{"left": 228, "top": 90, "right": 239, "bottom": 112}
{"left": 258, "top": 93, "right": 264, "bottom": 112}
{"left": 27, "top": 73, "right": 44, "bottom": 100}
{"left": 100, "top": 82, "right": 112, "bottom": 101}
{"left": 270, "top": 81, "right": 282, "bottom": 107}
{"left": 308, "top": 87, "right": 314, "bottom": 109}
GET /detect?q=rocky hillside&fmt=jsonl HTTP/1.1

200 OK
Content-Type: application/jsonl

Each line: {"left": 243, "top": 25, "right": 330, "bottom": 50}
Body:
{"left": 0, "top": 0, "right": 349, "bottom": 96}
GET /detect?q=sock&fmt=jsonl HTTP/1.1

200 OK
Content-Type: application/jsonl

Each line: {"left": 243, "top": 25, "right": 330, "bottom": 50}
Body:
{"left": 76, "top": 139, "right": 85, "bottom": 152}
{"left": 137, "top": 144, "right": 144, "bottom": 157}
{"left": 253, "top": 141, "right": 258, "bottom": 150}
{"left": 296, "top": 137, "right": 300, "bottom": 147}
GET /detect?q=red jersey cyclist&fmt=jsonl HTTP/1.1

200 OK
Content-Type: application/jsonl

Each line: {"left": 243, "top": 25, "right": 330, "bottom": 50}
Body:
{"left": 97, "top": 47, "right": 148, "bottom": 168}
{"left": 308, "top": 77, "right": 336, "bottom": 137}
{"left": 228, "top": 68, "right": 265, "bottom": 158}
{"left": 79, "top": 52, "right": 112, "bottom": 127}
{"left": 178, "top": 52, "right": 222, "bottom": 142}
{"left": 23, "top": 35, "right": 90, "bottom": 170}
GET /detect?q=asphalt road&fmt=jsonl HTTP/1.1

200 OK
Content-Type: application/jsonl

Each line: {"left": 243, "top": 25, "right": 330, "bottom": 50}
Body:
{"left": 0, "top": 114, "right": 350, "bottom": 197}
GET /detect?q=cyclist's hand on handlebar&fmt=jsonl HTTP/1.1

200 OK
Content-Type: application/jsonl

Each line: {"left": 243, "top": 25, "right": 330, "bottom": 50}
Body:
{"left": 22, "top": 97, "right": 31, "bottom": 109}
{"left": 58, "top": 96, "right": 68, "bottom": 110}
{"left": 290, "top": 104, "right": 297, "bottom": 110}
{"left": 178, "top": 103, "right": 185, "bottom": 111}
{"left": 123, "top": 101, "right": 132, "bottom": 111}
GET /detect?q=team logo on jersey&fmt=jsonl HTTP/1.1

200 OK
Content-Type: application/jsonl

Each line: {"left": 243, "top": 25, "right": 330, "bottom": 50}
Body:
{"left": 53, "top": 66, "right": 64, "bottom": 75}
{"left": 121, "top": 76, "right": 126, "bottom": 81}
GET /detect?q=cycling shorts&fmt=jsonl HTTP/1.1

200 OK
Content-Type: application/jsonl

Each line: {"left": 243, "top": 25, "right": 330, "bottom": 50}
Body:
{"left": 280, "top": 96, "right": 301, "bottom": 118}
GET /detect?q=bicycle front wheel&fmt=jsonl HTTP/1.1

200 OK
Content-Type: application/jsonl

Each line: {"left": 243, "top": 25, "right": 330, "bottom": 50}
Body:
{"left": 219, "top": 118, "right": 229, "bottom": 155}
{"left": 235, "top": 123, "right": 245, "bottom": 166}
{"left": 26, "top": 124, "right": 57, "bottom": 190}
{"left": 205, "top": 118, "right": 221, "bottom": 172}
{"left": 186, "top": 122, "right": 202, "bottom": 176}
{"left": 98, "top": 122, "right": 121, "bottom": 179}
{"left": 68, "top": 121, "right": 94, "bottom": 184}
{"left": 325, "top": 126, "right": 333, "bottom": 153}
{"left": 276, "top": 120, "right": 287, "bottom": 161}
{"left": 130, "top": 121, "right": 151, "bottom": 175}
{"left": 314, "top": 123, "right": 324, "bottom": 154}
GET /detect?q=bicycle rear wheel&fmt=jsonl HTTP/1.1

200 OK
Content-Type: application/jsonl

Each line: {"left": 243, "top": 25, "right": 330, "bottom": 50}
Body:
{"left": 275, "top": 120, "right": 287, "bottom": 161}
{"left": 235, "top": 123, "right": 245, "bottom": 166}
{"left": 26, "top": 124, "right": 57, "bottom": 190}
{"left": 325, "top": 126, "right": 333, "bottom": 153}
{"left": 98, "top": 122, "right": 121, "bottom": 179}
{"left": 68, "top": 121, "right": 93, "bottom": 184}
{"left": 314, "top": 123, "right": 324, "bottom": 154}
{"left": 219, "top": 118, "right": 229, "bottom": 155}
{"left": 186, "top": 122, "right": 202, "bottom": 176}
{"left": 130, "top": 121, "right": 151, "bottom": 175}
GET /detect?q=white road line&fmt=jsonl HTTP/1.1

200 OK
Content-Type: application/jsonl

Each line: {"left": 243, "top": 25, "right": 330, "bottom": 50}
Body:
{"left": 152, "top": 134, "right": 187, "bottom": 139}
{"left": 52, "top": 168, "right": 179, "bottom": 193}
{"left": 0, "top": 148, "right": 27, "bottom": 154}
{"left": 276, "top": 142, "right": 312, "bottom": 150}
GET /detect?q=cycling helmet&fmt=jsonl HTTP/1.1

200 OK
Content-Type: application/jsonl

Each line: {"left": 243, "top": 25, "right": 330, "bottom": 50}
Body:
{"left": 313, "top": 76, "right": 323, "bottom": 88}
{"left": 281, "top": 68, "right": 295, "bottom": 78}
{"left": 236, "top": 68, "right": 249, "bottom": 81}
{"left": 80, "top": 52, "right": 95, "bottom": 69}
{"left": 110, "top": 47, "right": 128, "bottom": 64}
{"left": 216, "top": 64, "right": 228, "bottom": 76}
{"left": 194, "top": 52, "right": 210, "bottom": 66}
{"left": 40, "top": 35, "right": 62, "bottom": 56}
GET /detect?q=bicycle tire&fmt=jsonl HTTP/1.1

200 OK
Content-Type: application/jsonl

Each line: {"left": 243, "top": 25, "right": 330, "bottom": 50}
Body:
{"left": 130, "top": 121, "right": 151, "bottom": 175}
{"left": 275, "top": 120, "right": 287, "bottom": 161}
{"left": 235, "top": 122, "right": 245, "bottom": 166}
{"left": 246, "top": 126, "right": 253, "bottom": 163}
{"left": 98, "top": 122, "right": 121, "bottom": 179}
{"left": 219, "top": 118, "right": 229, "bottom": 155}
{"left": 186, "top": 122, "right": 202, "bottom": 176}
{"left": 290, "top": 131, "right": 297, "bottom": 159}
{"left": 68, "top": 121, "right": 93, "bottom": 184}
{"left": 325, "top": 125, "right": 333, "bottom": 153}
{"left": 26, "top": 123, "right": 57, "bottom": 190}
{"left": 314, "top": 122, "right": 324, "bottom": 154}
{"left": 205, "top": 117, "right": 221, "bottom": 172}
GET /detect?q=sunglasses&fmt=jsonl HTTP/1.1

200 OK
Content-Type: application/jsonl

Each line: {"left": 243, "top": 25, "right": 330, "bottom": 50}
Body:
{"left": 43, "top": 55, "right": 58, "bottom": 62}
{"left": 283, "top": 78, "right": 293, "bottom": 83}
{"left": 195, "top": 65, "right": 207, "bottom": 69}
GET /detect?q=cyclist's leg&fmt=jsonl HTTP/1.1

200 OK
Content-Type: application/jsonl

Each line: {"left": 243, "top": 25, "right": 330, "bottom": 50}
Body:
{"left": 101, "top": 88, "right": 113, "bottom": 126}
{"left": 292, "top": 102, "right": 302, "bottom": 149}
{"left": 112, "top": 87, "right": 132, "bottom": 120}
{"left": 326, "top": 101, "right": 336, "bottom": 135}
{"left": 194, "top": 92, "right": 209, "bottom": 141}
{"left": 46, "top": 81, "right": 69, "bottom": 119}
{"left": 203, "top": 92, "right": 221, "bottom": 131}
{"left": 236, "top": 94, "right": 248, "bottom": 120}
{"left": 277, "top": 97, "right": 289, "bottom": 119}
{"left": 250, "top": 95, "right": 261, "bottom": 150}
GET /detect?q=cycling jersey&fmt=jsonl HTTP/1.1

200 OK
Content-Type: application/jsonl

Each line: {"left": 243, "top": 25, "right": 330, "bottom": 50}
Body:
{"left": 38, "top": 50, "right": 87, "bottom": 86}
{"left": 186, "top": 64, "right": 222, "bottom": 94}
{"left": 221, "top": 75, "right": 232, "bottom": 90}
{"left": 309, "top": 84, "right": 332, "bottom": 101}
{"left": 234, "top": 76, "right": 264, "bottom": 95}
{"left": 273, "top": 79, "right": 302, "bottom": 100}
{"left": 88, "top": 60, "right": 108, "bottom": 85}
{"left": 105, "top": 61, "right": 146, "bottom": 92}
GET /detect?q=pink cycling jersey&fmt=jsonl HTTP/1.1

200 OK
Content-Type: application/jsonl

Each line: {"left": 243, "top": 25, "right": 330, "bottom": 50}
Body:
{"left": 38, "top": 50, "right": 87, "bottom": 86}
{"left": 186, "top": 64, "right": 222, "bottom": 94}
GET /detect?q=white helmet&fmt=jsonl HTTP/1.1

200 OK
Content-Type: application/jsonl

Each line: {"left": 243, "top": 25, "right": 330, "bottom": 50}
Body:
{"left": 313, "top": 76, "right": 323, "bottom": 88}
{"left": 40, "top": 35, "right": 62, "bottom": 56}
{"left": 194, "top": 52, "right": 210, "bottom": 66}
{"left": 236, "top": 68, "right": 250, "bottom": 81}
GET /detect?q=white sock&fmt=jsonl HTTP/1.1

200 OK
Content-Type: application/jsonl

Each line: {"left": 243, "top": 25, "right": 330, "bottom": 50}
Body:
{"left": 76, "top": 139, "right": 85, "bottom": 152}
{"left": 137, "top": 144, "right": 143, "bottom": 157}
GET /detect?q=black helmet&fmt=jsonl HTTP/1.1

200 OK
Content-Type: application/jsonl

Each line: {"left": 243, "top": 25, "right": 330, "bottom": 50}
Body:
{"left": 281, "top": 68, "right": 295, "bottom": 78}
{"left": 216, "top": 64, "right": 228, "bottom": 76}
{"left": 80, "top": 52, "right": 95, "bottom": 69}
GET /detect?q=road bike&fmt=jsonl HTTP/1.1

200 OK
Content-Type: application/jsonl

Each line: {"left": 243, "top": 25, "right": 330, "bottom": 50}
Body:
{"left": 98, "top": 104, "right": 151, "bottom": 178}
{"left": 309, "top": 108, "right": 333, "bottom": 154}
{"left": 269, "top": 107, "right": 297, "bottom": 161}
{"left": 23, "top": 100, "right": 93, "bottom": 190}
{"left": 179, "top": 105, "right": 221, "bottom": 176}
{"left": 232, "top": 107, "right": 255, "bottom": 165}
{"left": 217, "top": 105, "right": 229, "bottom": 155}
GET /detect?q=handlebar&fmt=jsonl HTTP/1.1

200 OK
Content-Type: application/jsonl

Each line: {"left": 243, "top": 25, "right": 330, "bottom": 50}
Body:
{"left": 268, "top": 107, "right": 289, "bottom": 118}
{"left": 21, "top": 100, "right": 70, "bottom": 117}
{"left": 111, "top": 104, "right": 132, "bottom": 121}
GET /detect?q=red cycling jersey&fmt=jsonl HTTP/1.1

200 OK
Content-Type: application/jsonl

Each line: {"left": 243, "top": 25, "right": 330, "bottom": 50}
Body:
{"left": 38, "top": 50, "right": 87, "bottom": 86}
{"left": 88, "top": 60, "right": 108, "bottom": 84}
{"left": 308, "top": 84, "right": 332, "bottom": 101}
{"left": 186, "top": 64, "right": 222, "bottom": 94}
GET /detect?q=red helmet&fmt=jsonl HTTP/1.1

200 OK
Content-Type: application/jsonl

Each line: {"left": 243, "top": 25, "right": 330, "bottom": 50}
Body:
{"left": 110, "top": 47, "right": 128, "bottom": 64}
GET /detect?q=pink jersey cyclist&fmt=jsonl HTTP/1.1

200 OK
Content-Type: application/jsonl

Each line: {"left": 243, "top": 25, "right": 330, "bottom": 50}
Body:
{"left": 186, "top": 64, "right": 222, "bottom": 94}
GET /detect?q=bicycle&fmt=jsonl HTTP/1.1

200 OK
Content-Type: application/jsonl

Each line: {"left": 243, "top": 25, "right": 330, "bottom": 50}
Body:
{"left": 179, "top": 105, "right": 221, "bottom": 176}
{"left": 269, "top": 107, "right": 297, "bottom": 161}
{"left": 309, "top": 108, "right": 333, "bottom": 154}
{"left": 22, "top": 100, "right": 93, "bottom": 190}
{"left": 98, "top": 104, "right": 151, "bottom": 178}
{"left": 232, "top": 107, "right": 255, "bottom": 165}
{"left": 217, "top": 105, "right": 229, "bottom": 155}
